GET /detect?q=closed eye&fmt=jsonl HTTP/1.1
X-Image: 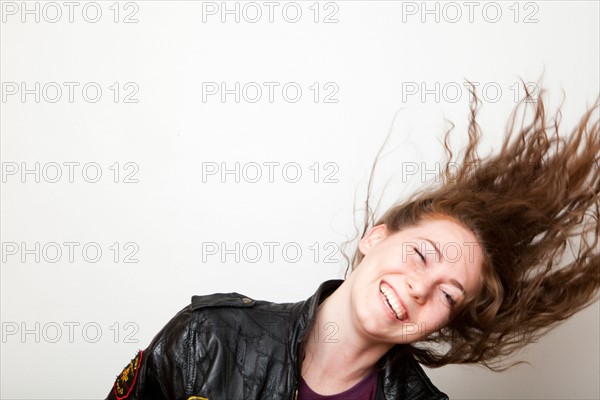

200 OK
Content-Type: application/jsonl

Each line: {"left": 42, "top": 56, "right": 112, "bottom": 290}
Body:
{"left": 443, "top": 291, "right": 456, "bottom": 307}
{"left": 413, "top": 247, "right": 425, "bottom": 263}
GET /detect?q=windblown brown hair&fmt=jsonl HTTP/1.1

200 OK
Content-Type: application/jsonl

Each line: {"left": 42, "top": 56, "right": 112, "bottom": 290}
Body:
{"left": 343, "top": 82, "right": 600, "bottom": 370}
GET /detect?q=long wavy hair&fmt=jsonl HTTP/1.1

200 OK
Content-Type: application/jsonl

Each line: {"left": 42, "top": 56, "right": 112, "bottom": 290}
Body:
{"left": 342, "top": 82, "right": 600, "bottom": 370}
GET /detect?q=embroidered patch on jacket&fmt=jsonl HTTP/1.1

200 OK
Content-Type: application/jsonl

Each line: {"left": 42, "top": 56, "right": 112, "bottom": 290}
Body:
{"left": 113, "top": 350, "right": 143, "bottom": 399}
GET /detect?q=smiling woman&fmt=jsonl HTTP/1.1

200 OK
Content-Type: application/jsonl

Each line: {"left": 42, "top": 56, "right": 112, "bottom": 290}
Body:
{"left": 105, "top": 84, "right": 599, "bottom": 400}
{"left": 343, "top": 83, "right": 600, "bottom": 373}
{"left": 299, "top": 217, "right": 486, "bottom": 396}
{"left": 354, "top": 218, "right": 484, "bottom": 341}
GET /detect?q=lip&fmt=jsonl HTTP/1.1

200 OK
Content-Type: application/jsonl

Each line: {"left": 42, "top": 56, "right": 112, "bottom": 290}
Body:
{"left": 379, "top": 280, "right": 410, "bottom": 322}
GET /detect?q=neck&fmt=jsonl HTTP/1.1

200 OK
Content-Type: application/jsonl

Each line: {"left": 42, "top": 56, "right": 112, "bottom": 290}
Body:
{"left": 300, "top": 281, "right": 393, "bottom": 394}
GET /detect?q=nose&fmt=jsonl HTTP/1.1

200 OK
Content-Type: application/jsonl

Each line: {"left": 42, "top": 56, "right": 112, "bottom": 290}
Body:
{"left": 406, "top": 274, "right": 433, "bottom": 304}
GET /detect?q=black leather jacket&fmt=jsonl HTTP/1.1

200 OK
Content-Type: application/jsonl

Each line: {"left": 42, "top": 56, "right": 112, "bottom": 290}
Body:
{"left": 106, "top": 280, "right": 448, "bottom": 400}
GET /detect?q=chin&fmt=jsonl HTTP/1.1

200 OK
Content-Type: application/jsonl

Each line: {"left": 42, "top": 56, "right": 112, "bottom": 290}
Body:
{"left": 355, "top": 305, "right": 389, "bottom": 337}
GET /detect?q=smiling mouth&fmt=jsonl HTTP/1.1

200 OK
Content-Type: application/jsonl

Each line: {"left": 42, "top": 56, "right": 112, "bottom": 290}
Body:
{"left": 379, "top": 282, "right": 408, "bottom": 321}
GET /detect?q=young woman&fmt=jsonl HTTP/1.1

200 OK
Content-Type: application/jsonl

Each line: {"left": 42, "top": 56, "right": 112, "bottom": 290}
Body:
{"left": 106, "top": 85, "right": 599, "bottom": 400}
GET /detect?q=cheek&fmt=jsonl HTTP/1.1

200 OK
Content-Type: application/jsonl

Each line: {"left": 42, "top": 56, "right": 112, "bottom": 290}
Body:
{"left": 422, "top": 307, "right": 451, "bottom": 332}
{"left": 382, "top": 258, "right": 416, "bottom": 275}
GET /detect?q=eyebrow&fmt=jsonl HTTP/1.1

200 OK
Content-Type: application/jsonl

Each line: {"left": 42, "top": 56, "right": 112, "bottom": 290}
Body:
{"left": 418, "top": 237, "right": 466, "bottom": 295}
{"left": 418, "top": 237, "right": 444, "bottom": 263}
{"left": 450, "top": 278, "right": 466, "bottom": 295}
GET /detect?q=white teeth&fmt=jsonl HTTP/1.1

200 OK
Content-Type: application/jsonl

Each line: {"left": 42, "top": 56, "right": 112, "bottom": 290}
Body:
{"left": 380, "top": 283, "right": 407, "bottom": 320}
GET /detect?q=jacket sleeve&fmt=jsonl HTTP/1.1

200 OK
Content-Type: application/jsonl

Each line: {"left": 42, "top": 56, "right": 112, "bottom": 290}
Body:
{"left": 105, "top": 305, "right": 195, "bottom": 400}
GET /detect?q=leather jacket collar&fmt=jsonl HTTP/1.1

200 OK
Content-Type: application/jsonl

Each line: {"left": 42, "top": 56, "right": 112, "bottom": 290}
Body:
{"left": 289, "top": 279, "right": 343, "bottom": 383}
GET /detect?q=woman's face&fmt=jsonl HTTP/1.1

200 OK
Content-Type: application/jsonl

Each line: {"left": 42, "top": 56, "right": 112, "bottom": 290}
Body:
{"left": 347, "top": 216, "right": 484, "bottom": 344}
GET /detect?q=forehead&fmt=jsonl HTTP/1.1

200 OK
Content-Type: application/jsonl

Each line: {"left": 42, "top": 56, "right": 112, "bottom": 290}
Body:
{"left": 414, "top": 217, "right": 478, "bottom": 242}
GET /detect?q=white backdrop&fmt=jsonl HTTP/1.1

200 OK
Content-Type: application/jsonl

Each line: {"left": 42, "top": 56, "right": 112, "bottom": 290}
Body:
{"left": 1, "top": 1, "right": 599, "bottom": 399}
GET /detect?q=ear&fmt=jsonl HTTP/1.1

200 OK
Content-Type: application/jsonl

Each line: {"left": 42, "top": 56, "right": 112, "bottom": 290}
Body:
{"left": 358, "top": 224, "right": 389, "bottom": 256}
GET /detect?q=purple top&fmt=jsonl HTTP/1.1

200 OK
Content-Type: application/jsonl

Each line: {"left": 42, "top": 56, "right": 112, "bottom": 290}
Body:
{"left": 297, "top": 368, "right": 379, "bottom": 400}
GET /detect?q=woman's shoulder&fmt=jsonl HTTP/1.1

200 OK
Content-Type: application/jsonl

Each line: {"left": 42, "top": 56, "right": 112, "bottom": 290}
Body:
{"left": 190, "top": 291, "right": 305, "bottom": 318}
{"left": 154, "top": 292, "right": 306, "bottom": 342}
